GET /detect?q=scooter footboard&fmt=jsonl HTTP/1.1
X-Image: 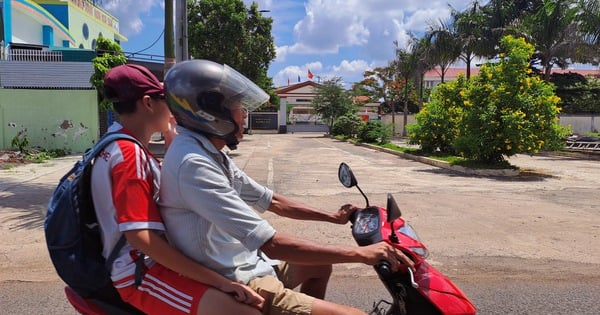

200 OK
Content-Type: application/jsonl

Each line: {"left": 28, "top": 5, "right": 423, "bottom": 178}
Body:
{"left": 413, "top": 262, "right": 476, "bottom": 315}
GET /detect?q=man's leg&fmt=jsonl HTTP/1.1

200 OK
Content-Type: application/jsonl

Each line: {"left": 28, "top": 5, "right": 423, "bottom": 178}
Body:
{"left": 312, "top": 299, "right": 366, "bottom": 315}
{"left": 276, "top": 262, "right": 332, "bottom": 299}
{"left": 248, "top": 275, "right": 365, "bottom": 315}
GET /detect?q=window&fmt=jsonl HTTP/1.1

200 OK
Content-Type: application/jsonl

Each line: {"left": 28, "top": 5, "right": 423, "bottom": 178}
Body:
{"left": 82, "top": 23, "right": 89, "bottom": 40}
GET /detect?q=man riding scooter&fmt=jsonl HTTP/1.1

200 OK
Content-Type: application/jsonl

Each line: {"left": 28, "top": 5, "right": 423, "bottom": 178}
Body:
{"left": 159, "top": 59, "right": 416, "bottom": 315}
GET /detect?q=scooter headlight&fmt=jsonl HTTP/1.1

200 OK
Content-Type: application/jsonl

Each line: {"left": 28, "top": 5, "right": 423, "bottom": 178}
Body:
{"left": 409, "top": 246, "right": 429, "bottom": 259}
{"left": 398, "top": 222, "right": 420, "bottom": 241}
{"left": 398, "top": 223, "right": 429, "bottom": 258}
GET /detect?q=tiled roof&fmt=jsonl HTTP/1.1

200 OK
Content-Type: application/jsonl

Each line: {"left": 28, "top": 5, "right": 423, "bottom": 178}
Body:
{"left": 0, "top": 61, "right": 94, "bottom": 89}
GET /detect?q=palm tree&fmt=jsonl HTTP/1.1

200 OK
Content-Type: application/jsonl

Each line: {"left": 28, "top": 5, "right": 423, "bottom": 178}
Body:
{"left": 477, "top": 0, "right": 542, "bottom": 58}
{"left": 511, "top": 0, "right": 586, "bottom": 80}
{"left": 451, "top": 1, "right": 488, "bottom": 79}
{"left": 425, "top": 18, "right": 462, "bottom": 83}
{"left": 576, "top": 0, "right": 600, "bottom": 64}
{"left": 394, "top": 40, "right": 422, "bottom": 136}
{"left": 411, "top": 36, "right": 434, "bottom": 110}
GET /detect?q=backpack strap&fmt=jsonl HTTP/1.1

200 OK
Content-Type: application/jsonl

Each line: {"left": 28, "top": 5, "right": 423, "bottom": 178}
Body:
{"left": 105, "top": 235, "right": 126, "bottom": 271}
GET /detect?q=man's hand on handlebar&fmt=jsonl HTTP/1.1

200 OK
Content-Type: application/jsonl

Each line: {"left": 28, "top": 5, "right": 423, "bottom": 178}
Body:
{"left": 334, "top": 204, "right": 360, "bottom": 224}
{"left": 359, "top": 242, "right": 416, "bottom": 272}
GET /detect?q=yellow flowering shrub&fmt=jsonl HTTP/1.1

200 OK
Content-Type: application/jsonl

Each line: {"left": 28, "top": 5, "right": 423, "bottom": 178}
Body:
{"left": 408, "top": 35, "right": 569, "bottom": 163}
{"left": 407, "top": 75, "right": 468, "bottom": 153}
{"left": 453, "top": 35, "right": 569, "bottom": 163}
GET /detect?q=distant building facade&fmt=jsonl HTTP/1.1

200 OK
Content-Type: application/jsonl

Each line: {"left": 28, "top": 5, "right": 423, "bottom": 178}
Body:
{"left": 423, "top": 67, "right": 600, "bottom": 89}
{"left": 1, "top": 0, "right": 125, "bottom": 50}
{"left": 0, "top": 0, "right": 127, "bottom": 152}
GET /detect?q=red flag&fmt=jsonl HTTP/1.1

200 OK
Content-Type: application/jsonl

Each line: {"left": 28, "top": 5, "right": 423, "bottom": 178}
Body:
{"left": 308, "top": 69, "right": 314, "bottom": 80}
{"left": 287, "top": 78, "right": 290, "bottom": 86}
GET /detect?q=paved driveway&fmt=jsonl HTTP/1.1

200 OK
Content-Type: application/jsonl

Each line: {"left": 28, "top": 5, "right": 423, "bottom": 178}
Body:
{"left": 1, "top": 133, "right": 599, "bottom": 314}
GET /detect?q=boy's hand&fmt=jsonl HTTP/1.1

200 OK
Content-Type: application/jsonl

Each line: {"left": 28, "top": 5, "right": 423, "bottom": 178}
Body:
{"left": 164, "top": 115, "right": 178, "bottom": 148}
{"left": 221, "top": 282, "right": 265, "bottom": 310}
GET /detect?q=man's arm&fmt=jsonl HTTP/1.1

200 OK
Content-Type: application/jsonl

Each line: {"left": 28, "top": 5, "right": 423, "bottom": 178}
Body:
{"left": 267, "top": 193, "right": 358, "bottom": 224}
{"left": 259, "top": 232, "right": 415, "bottom": 272}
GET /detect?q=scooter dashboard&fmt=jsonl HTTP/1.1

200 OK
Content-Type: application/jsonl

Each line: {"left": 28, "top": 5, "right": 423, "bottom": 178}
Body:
{"left": 352, "top": 207, "right": 383, "bottom": 246}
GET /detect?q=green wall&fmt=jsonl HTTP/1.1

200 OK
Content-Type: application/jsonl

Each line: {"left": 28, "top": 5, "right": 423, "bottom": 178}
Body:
{"left": 0, "top": 89, "right": 99, "bottom": 153}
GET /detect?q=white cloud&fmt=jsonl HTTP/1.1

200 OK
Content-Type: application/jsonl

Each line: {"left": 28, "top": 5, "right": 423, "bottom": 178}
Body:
{"left": 280, "top": 0, "right": 465, "bottom": 59}
{"left": 267, "top": 0, "right": 475, "bottom": 87}
{"left": 101, "top": 0, "right": 162, "bottom": 36}
{"left": 273, "top": 61, "right": 324, "bottom": 87}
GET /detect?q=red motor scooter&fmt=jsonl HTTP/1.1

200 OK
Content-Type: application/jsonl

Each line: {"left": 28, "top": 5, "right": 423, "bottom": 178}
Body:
{"left": 64, "top": 162, "right": 476, "bottom": 315}
{"left": 64, "top": 286, "right": 143, "bottom": 315}
{"left": 338, "top": 162, "right": 477, "bottom": 315}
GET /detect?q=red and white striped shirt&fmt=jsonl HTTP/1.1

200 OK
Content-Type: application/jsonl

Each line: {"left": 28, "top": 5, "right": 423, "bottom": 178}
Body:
{"left": 91, "top": 123, "right": 162, "bottom": 282}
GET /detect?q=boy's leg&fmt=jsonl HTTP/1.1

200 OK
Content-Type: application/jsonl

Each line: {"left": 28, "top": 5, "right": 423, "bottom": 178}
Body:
{"left": 115, "top": 263, "right": 259, "bottom": 315}
{"left": 197, "top": 288, "right": 261, "bottom": 315}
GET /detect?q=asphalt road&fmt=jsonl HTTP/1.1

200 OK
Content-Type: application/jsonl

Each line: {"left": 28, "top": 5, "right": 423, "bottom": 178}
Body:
{"left": 1, "top": 132, "right": 599, "bottom": 314}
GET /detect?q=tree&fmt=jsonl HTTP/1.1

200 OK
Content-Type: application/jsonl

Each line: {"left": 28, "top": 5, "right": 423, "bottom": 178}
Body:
{"left": 451, "top": 1, "right": 488, "bottom": 79}
{"left": 410, "top": 36, "right": 434, "bottom": 109}
{"left": 90, "top": 37, "right": 126, "bottom": 110}
{"left": 476, "top": 0, "right": 542, "bottom": 58}
{"left": 394, "top": 40, "right": 421, "bottom": 136}
{"left": 576, "top": 0, "right": 600, "bottom": 65}
{"left": 408, "top": 36, "right": 569, "bottom": 164}
{"left": 355, "top": 64, "right": 403, "bottom": 135}
{"left": 312, "top": 77, "right": 355, "bottom": 132}
{"left": 511, "top": 0, "right": 586, "bottom": 81}
{"left": 425, "top": 18, "right": 462, "bottom": 83}
{"left": 187, "top": 0, "right": 276, "bottom": 103}
{"left": 454, "top": 36, "right": 569, "bottom": 163}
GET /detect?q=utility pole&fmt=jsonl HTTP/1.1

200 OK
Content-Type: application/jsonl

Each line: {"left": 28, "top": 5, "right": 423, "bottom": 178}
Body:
{"left": 164, "top": 0, "right": 176, "bottom": 76}
{"left": 175, "top": 0, "right": 188, "bottom": 61}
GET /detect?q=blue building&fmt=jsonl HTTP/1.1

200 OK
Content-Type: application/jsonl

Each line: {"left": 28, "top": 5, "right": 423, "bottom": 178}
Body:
{"left": 1, "top": 0, "right": 125, "bottom": 53}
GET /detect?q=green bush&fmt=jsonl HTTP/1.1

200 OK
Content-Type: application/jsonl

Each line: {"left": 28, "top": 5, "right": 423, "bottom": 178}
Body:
{"left": 332, "top": 115, "right": 364, "bottom": 137}
{"left": 11, "top": 134, "right": 29, "bottom": 153}
{"left": 454, "top": 36, "right": 569, "bottom": 163}
{"left": 407, "top": 75, "right": 467, "bottom": 154}
{"left": 408, "top": 35, "right": 569, "bottom": 164}
{"left": 358, "top": 120, "right": 391, "bottom": 144}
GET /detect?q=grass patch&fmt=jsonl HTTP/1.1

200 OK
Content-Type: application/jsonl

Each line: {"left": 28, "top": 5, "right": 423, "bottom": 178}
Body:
{"left": 332, "top": 135, "right": 518, "bottom": 170}
{"left": 451, "top": 158, "right": 516, "bottom": 169}
{"left": 24, "top": 149, "right": 68, "bottom": 163}
{"left": 379, "top": 143, "right": 420, "bottom": 154}
{"left": 586, "top": 131, "right": 600, "bottom": 138}
{"left": 377, "top": 142, "right": 516, "bottom": 169}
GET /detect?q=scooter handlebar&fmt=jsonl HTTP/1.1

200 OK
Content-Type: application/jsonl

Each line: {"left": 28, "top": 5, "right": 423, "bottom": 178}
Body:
{"left": 349, "top": 209, "right": 359, "bottom": 224}
{"left": 376, "top": 260, "right": 393, "bottom": 278}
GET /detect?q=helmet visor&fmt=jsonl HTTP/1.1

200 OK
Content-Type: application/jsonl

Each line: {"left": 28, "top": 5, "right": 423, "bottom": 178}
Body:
{"left": 221, "top": 65, "right": 269, "bottom": 112}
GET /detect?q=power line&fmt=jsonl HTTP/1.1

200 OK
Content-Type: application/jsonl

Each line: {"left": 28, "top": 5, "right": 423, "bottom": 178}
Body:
{"left": 126, "top": 28, "right": 165, "bottom": 57}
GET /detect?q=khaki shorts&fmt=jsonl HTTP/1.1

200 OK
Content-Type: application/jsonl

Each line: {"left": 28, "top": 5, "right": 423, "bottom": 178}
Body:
{"left": 247, "top": 263, "right": 315, "bottom": 315}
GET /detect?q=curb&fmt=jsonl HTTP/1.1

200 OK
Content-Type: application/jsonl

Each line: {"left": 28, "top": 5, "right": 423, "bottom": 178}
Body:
{"left": 338, "top": 138, "right": 520, "bottom": 177}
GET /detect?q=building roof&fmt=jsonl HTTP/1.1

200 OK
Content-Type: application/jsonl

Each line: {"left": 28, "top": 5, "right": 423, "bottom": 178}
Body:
{"left": 424, "top": 67, "right": 600, "bottom": 81}
{"left": 276, "top": 81, "right": 320, "bottom": 94}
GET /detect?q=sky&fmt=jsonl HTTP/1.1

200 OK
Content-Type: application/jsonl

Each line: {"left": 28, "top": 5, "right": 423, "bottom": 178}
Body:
{"left": 100, "top": 0, "right": 478, "bottom": 88}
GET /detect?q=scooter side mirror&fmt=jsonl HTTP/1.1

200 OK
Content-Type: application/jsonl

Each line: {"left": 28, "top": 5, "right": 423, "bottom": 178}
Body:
{"left": 386, "top": 193, "right": 402, "bottom": 222}
{"left": 338, "top": 162, "right": 369, "bottom": 207}
{"left": 338, "top": 162, "right": 357, "bottom": 188}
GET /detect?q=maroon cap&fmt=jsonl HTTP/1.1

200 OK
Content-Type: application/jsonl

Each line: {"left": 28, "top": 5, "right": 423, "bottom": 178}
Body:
{"left": 104, "top": 64, "right": 164, "bottom": 103}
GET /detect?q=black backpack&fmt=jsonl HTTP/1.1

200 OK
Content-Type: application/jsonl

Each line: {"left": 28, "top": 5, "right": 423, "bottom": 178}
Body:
{"left": 44, "top": 132, "right": 145, "bottom": 313}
